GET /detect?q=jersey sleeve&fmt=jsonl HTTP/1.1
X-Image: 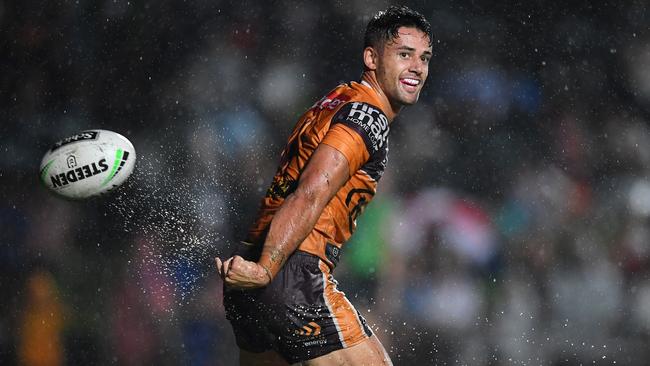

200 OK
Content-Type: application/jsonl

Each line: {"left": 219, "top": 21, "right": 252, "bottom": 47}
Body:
{"left": 321, "top": 101, "right": 390, "bottom": 176}
{"left": 321, "top": 124, "right": 369, "bottom": 176}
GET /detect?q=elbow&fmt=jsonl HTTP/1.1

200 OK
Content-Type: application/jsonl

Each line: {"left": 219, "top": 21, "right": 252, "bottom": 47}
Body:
{"left": 292, "top": 184, "right": 323, "bottom": 207}
{"left": 291, "top": 178, "right": 331, "bottom": 210}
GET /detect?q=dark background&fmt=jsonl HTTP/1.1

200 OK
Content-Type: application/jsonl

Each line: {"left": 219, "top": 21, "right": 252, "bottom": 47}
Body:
{"left": 2, "top": 0, "right": 650, "bottom": 365}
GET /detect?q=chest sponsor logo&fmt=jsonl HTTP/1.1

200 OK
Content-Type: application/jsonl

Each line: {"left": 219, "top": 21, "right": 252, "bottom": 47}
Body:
{"left": 346, "top": 102, "right": 389, "bottom": 151}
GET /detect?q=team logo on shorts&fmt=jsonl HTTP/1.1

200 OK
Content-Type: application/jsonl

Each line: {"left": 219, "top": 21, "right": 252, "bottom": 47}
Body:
{"left": 295, "top": 321, "right": 321, "bottom": 337}
{"left": 295, "top": 322, "right": 327, "bottom": 346}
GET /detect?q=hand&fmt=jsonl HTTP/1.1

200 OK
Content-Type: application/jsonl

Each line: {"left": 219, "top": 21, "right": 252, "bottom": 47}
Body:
{"left": 215, "top": 255, "right": 271, "bottom": 289}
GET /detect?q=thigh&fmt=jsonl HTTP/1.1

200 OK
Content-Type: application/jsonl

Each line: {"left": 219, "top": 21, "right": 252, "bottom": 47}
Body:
{"left": 273, "top": 256, "right": 373, "bottom": 363}
{"left": 239, "top": 349, "right": 290, "bottom": 366}
{"left": 302, "top": 335, "right": 392, "bottom": 366}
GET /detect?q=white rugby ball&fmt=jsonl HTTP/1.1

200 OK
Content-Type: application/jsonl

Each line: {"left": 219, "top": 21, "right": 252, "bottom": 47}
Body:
{"left": 39, "top": 129, "right": 136, "bottom": 199}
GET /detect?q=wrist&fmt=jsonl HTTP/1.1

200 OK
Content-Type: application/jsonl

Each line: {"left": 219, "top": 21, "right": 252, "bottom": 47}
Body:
{"left": 257, "top": 255, "right": 278, "bottom": 280}
{"left": 259, "top": 263, "right": 273, "bottom": 285}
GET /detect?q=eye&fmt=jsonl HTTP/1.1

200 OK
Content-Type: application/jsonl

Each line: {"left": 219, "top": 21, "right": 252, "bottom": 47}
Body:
{"left": 399, "top": 52, "right": 410, "bottom": 59}
{"left": 421, "top": 55, "right": 431, "bottom": 63}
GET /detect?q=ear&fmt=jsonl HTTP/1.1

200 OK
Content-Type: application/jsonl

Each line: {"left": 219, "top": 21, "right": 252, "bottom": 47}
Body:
{"left": 363, "top": 46, "right": 378, "bottom": 71}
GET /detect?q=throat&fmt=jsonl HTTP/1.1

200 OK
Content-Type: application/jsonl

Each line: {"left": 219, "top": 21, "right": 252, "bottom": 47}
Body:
{"left": 360, "top": 71, "right": 399, "bottom": 121}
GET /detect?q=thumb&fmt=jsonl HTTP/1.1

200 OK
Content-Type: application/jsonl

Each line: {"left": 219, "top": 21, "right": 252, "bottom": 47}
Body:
{"left": 222, "top": 257, "right": 234, "bottom": 276}
{"left": 215, "top": 257, "right": 225, "bottom": 278}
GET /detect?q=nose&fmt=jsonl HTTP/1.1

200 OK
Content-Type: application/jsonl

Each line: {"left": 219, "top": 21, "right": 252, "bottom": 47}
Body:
{"left": 409, "top": 58, "right": 424, "bottom": 76}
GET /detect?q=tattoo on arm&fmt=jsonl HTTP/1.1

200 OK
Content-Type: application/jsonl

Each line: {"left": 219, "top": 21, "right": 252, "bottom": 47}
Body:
{"left": 270, "top": 249, "right": 287, "bottom": 267}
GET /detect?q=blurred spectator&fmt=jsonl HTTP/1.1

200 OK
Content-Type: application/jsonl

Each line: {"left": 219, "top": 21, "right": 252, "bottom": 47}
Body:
{"left": 110, "top": 281, "right": 159, "bottom": 366}
{"left": 17, "top": 270, "right": 65, "bottom": 366}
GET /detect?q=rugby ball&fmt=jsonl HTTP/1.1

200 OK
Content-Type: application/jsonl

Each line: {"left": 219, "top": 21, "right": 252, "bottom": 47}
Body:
{"left": 39, "top": 129, "right": 136, "bottom": 199}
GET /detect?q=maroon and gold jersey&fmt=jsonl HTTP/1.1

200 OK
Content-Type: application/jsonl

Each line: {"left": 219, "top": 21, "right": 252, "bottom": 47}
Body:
{"left": 246, "top": 81, "right": 392, "bottom": 269}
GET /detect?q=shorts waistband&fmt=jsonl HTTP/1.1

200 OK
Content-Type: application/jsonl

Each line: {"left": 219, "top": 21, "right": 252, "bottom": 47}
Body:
{"left": 234, "top": 242, "right": 340, "bottom": 271}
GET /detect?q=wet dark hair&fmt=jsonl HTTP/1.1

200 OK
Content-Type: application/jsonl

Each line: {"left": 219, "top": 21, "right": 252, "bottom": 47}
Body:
{"left": 364, "top": 5, "right": 432, "bottom": 49}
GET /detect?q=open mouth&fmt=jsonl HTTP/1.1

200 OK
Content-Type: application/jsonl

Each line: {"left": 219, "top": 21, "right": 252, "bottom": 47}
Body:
{"left": 400, "top": 78, "right": 420, "bottom": 91}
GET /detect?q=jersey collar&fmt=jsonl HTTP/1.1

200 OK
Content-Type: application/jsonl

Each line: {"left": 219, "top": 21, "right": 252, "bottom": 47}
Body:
{"left": 357, "top": 72, "right": 397, "bottom": 122}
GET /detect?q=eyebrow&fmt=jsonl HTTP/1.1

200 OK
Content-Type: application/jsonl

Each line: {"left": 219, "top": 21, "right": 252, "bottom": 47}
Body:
{"left": 396, "top": 45, "right": 433, "bottom": 55}
{"left": 396, "top": 46, "right": 416, "bottom": 52}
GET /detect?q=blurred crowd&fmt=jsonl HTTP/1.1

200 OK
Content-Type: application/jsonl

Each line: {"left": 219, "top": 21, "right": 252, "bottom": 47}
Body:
{"left": 2, "top": 0, "right": 650, "bottom": 365}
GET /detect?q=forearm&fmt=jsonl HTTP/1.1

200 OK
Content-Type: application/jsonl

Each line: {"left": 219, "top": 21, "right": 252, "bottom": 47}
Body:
{"left": 256, "top": 144, "right": 350, "bottom": 282}
{"left": 216, "top": 145, "right": 349, "bottom": 289}
{"left": 257, "top": 188, "right": 325, "bottom": 279}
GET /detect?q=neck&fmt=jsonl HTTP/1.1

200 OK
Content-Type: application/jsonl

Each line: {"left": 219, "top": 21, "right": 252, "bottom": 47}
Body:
{"left": 360, "top": 71, "right": 401, "bottom": 122}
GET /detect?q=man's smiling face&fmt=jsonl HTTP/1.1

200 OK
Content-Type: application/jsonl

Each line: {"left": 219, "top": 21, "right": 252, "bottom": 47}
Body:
{"left": 374, "top": 26, "right": 432, "bottom": 108}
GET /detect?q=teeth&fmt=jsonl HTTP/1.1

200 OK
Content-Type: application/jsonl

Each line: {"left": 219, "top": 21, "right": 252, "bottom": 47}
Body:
{"left": 402, "top": 78, "right": 420, "bottom": 86}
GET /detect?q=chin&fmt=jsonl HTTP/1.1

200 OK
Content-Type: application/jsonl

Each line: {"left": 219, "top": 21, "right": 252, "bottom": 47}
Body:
{"left": 398, "top": 91, "right": 420, "bottom": 105}
{"left": 402, "top": 96, "right": 419, "bottom": 105}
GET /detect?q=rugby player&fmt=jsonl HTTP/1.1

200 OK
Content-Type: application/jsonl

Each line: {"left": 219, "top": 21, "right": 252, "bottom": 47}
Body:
{"left": 216, "top": 5, "right": 433, "bottom": 365}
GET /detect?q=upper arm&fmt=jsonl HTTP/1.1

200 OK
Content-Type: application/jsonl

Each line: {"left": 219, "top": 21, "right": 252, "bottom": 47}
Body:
{"left": 293, "top": 101, "right": 390, "bottom": 207}
{"left": 322, "top": 101, "right": 389, "bottom": 175}
{"left": 293, "top": 144, "right": 350, "bottom": 207}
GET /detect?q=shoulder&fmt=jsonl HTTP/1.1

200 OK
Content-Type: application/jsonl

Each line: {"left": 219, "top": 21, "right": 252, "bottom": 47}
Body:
{"left": 311, "top": 81, "right": 381, "bottom": 113}
{"left": 331, "top": 100, "right": 390, "bottom": 155}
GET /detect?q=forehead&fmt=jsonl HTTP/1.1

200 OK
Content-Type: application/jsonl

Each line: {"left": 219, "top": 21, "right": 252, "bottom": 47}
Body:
{"left": 385, "top": 26, "right": 432, "bottom": 51}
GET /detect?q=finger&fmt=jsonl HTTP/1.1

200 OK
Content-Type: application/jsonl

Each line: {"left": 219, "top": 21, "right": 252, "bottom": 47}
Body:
{"left": 227, "top": 255, "right": 244, "bottom": 274}
{"left": 224, "top": 256, "right": 246, "bottom": 282}
{"left": 231, "top": 255, "right": 243, "bottom": 266}
{"left": 222, "top": 257, "right": 234, "bottom": 277}
{"left": 226, "top": 256, "right": 250, "bottom": 278}
{"left": 215, "top": 257, "right": 223, "bottom": 278}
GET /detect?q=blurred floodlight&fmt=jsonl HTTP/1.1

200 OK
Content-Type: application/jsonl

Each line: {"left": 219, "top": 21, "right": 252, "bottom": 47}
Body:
{"left": 629, "top": 179, "right": 650, "bottom": 217}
